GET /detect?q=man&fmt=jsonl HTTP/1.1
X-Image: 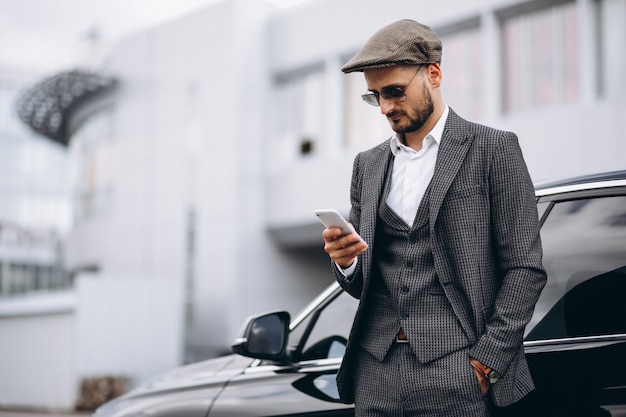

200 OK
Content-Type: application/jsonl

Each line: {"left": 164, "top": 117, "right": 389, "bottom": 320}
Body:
{"left": 322, "top": 19, "right": 547, "bottom": 417}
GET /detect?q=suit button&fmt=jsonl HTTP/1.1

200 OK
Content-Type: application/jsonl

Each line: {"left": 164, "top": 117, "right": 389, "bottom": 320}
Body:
{"left": 400, "top": 286, "right": 409, "bottom": 294}
{"left": 406, "top": 261, "right": 414, "bottom": 268}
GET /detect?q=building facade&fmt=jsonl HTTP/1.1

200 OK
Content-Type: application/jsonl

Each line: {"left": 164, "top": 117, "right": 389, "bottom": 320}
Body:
{"left": 1, "top": 0, "right": 625, "bottom": 410}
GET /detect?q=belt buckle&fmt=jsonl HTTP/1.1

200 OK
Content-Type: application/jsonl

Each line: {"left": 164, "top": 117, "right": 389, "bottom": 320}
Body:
{"left": 395, "top": 328, "right": 409, "bottom": 343}
{"left": 395, "top": 335, "right": 409, "bottom": 344}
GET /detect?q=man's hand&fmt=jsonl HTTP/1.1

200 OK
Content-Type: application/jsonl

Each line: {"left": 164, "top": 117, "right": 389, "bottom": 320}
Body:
{"left": 469, "top": 359, "right": 491, "bottom": 396}
{"left": 322, "top": 227, "right": 368, "bottom": 268}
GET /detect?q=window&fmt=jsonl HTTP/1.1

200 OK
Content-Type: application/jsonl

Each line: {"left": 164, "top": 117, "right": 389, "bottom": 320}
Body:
{"left": 274, "top": 68, "right": 326, "bottom": 159}
{"left": 288, "top": 290, "right": 358, "bottom": 362}
{"left": 595, "top": 0, "right": 626, "bottom": 99}
{"left": 440, "top": 27, "right": 483, "bottom": 120}
{"left": 502, "top": 1, "right": 579, "bottom": 113}
{"left": 344, "top": 72, "right": 392, "bottom": 149}
{"left": 526, "top": 195, "right": 626, "bottom": 340}
{"left": 0, "top": 262, "right": 66, "bottom": 296}
{"left": 0, "top": 76, "right": 71, "bottom": 233}
{"left": 537, "top": 200, "right": 551, "bottom": 221}
{"left": 71, "top": 107, "right": 116, "bottom": 222}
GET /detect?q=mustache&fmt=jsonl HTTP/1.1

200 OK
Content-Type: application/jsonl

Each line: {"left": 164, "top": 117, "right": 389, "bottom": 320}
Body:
{"left": 385, "top": 110, "right": 402, "bottom": 118}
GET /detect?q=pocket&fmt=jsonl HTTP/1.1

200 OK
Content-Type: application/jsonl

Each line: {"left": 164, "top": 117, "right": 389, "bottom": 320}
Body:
{"left": 442, "top": 349, "right": 486, "bottom": 403}
{"left": 467, "top": 359, "right": 488, "bottom": 399}
{"left": 445, "top": 183, "right": 483, "bottom": 201}
{"left": 416, "top": 295, "right": 471, "bottom": 363}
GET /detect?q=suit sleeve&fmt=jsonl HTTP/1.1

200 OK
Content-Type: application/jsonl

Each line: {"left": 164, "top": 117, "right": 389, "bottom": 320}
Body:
{"left": 333, "top": 152, "right": 366, "bottom": 299}
{"left": 469, "top": 132, "right": 547, "bottom": 375}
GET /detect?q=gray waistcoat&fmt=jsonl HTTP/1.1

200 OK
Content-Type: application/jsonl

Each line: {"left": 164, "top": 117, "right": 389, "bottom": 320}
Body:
{"left": 357, "top": 166, "right": 470, "bottom": 363}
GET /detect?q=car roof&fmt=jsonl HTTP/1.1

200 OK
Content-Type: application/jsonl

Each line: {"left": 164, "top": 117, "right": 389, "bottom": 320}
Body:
{"left": 535, "top": 169, "right": 626, "bottom": 197}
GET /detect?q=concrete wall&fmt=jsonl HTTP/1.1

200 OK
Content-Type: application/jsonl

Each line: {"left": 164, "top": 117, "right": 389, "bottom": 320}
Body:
{"left": 63, "top": 0, "right": 333, "bottom": 361}
{"left": 75, "top": 275, "right": 184, "bottom": 381}
{"left": 0, "top": 275, "right": 183, "bottom": 410}
{"left": 0, "top": 293, "right": 76, "bottom": 410}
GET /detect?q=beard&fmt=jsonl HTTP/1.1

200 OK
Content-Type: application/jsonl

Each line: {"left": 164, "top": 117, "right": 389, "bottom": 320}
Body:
{"left": 386, "top": 82, "right": 434, "bottom": 134}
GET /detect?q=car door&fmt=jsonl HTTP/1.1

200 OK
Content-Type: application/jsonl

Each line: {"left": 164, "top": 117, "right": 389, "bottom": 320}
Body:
{"left": 499, "top": 189, "right": 626, "bottom": 417}
{"left": 209, "top": 287, "right": 358, "bottom": 416}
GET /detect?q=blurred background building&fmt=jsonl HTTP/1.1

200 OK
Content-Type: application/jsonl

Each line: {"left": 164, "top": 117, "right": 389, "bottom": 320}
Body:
{"left": 1, "top": 0, "right": 625, "bottom": 411}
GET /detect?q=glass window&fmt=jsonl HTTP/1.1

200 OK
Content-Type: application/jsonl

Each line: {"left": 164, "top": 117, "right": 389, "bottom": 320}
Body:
{"left": 71, "top": 107, "right": 115, "bottom": 223}
{"left": 289, "top": 290, "right": 358, "bottom": 362}
{"left": 344, "top": 72, "right": 393, "bottom": 149}
{"left": 502, "top": 2, "right": 579, "bottom": 113}
{"left": 526, "top": 195, "right": 626, "bottom": 340}
{"left": 0, "top": 76, "right": 71, "bottom": 234}
{"left": 537, "top": 200, "right": 551, "bottom": 221}
{"left": 274, "top": 69, "right": 326, "bottom": 159}
{"left": 596, "top": 0, "right": 626, "bottom": 99}
{"left": 440, "top": 28, "right": 483, "bottom": 120}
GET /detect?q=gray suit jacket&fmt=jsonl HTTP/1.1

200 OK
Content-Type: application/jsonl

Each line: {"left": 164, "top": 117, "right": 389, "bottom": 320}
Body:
{"left": 334, "top": 109, "right": 547, "bottom": 407}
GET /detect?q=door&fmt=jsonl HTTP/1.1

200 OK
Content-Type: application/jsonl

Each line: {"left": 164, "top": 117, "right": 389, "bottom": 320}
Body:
{"left": 501, "top": 192, "right": 626, "bottom": 417}
{"left": 210, "top": 289, "right": 358, "bottom": 416}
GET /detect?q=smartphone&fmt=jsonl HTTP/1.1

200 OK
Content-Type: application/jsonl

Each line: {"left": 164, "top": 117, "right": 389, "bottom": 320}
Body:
{"left": 314, "top": 209, "right": 363, "bottom": 241}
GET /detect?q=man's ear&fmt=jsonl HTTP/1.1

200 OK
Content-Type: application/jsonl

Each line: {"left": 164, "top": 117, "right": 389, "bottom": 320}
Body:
{"left": 426, "top": 63, "right": 442, "bottom": 89}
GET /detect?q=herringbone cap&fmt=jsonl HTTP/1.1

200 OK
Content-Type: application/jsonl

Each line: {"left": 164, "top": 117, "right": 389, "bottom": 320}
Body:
{"left": 342, "top": 19, "right": 442, "bottom": 73}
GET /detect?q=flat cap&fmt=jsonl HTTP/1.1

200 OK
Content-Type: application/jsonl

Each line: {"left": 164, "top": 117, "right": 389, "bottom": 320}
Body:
{"left": 342, "top": 19, "right": 442, "bottom": 73}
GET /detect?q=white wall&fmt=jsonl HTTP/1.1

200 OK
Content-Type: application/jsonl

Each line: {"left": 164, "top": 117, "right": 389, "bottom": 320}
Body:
{"left": 0, "top": 275, "right": 183, "bottom": 410}
{"left": 75, "top": 274, "right": 184, "bottom": 382}
{"left": 0, "top": 292, "right": 76, "bottom": 410}
{"left": 501, "top": 102, "right": 626, "bottom": 183}
{"left": 63, "top": 0, "right": 329, "bottom": 360}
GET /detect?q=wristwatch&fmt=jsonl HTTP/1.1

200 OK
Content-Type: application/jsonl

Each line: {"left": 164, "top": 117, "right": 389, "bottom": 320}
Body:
{"left": 470, "top": 358, "right": 501, "bottom": 385}
{"left": 486, "top": 369, "right": 501, "bottom": 385}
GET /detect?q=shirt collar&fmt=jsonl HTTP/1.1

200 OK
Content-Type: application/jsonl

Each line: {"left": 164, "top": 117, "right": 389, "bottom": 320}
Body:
{"left": 390, "top": 104, "right": 449, "bottom": 156}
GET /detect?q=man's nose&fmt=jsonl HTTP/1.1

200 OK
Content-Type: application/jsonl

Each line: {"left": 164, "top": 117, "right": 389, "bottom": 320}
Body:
{"left": 379, "top": 97, "right": 395, "bottom": 114}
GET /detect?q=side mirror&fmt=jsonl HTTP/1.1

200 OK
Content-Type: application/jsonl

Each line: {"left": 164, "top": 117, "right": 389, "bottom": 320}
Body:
{"left": 231, "top": 311, "right": 290, "bottom": 362}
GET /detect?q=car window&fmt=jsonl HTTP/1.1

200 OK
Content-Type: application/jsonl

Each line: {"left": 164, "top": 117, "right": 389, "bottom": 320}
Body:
{"left": 289, "top": 290, "right": 358, "bottom": 362}
{"left": 536, "top": 200, "right": 550, "bottom": 222}
{"left": 526, "top": 195, "right": 626, "bottom": 341}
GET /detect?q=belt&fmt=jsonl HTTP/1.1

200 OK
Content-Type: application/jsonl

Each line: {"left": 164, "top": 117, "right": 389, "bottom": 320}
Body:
{"left": 395, "top": 328, "right": 409, "bottom": 343}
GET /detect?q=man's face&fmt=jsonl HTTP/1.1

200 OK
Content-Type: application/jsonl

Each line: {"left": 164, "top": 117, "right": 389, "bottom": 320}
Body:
{"left": 363, "top": 65, "right": 435, "bottom": 134}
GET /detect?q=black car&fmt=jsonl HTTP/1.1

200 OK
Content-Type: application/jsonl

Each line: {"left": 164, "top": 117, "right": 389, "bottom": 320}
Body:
{"left": 94, "top": 170, "right": 626, "bottom": 417}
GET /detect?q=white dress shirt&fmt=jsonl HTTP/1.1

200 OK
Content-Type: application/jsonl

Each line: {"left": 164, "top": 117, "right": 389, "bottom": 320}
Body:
{"left": 387, "top": 105, "right": 449, "bottom": 224}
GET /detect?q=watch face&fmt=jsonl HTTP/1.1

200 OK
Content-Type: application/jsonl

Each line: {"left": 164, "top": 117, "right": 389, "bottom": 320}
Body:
{"left": 488, "top": 370, "right": 501, "bottom": 384}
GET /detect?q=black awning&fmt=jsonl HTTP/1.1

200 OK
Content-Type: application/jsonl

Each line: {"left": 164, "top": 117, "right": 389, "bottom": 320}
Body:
{"left": 15, "top": 70, "right": 117, "bottom": 146}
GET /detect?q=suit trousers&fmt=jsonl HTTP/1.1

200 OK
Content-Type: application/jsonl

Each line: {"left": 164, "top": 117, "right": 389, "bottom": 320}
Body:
{"left": 353, "top": 342, "right": 490, "bottom": 417}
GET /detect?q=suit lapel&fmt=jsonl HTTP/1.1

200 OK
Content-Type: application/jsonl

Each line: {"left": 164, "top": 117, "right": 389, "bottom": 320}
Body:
{"left": 429, "top": 110, "right": 474, "bottom": 229}
{"left": 428, "top": 110, "right": 477, "bottom": 340}
{"left": 360, "top": 142, "right": 393, "bottom": 282}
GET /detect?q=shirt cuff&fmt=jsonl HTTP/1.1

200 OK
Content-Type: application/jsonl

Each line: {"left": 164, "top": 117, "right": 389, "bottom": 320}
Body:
{"left": 335, "top": 258, "right": 357, "bottom": 277}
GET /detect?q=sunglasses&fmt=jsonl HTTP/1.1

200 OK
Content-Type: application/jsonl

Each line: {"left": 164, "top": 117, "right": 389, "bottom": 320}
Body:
{"left": 361, "top": 66, "right": 423, "bottom": 107}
